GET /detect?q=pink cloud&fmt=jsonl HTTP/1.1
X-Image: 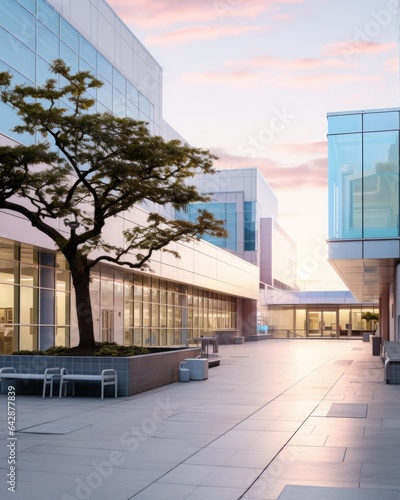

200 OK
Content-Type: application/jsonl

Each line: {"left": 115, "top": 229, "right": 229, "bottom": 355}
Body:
{"left": 279, "top": 72, "right": 380, "bottom": 90}
{"left": 323, "top": 41, "right": 397, "bottom": 58}
{"left": 213, "top": 150, "right": 328, "bottom": 190}
{"left": 385, "top": 56, "right": 398, "bottom": 73}
{"left": 275, "top": 141, "right": 327, "bottom": 156}
{"left": 107, "top": 0, "right": 302, "bottom": 29}
{"left": 226, "top": 54, "right": 352, "bottom": 72}
{"left": 147, "top": 24, "right": 266, "bottom": 46}
{"left": 183, "top": 70, "right": 260, "bottom": 86}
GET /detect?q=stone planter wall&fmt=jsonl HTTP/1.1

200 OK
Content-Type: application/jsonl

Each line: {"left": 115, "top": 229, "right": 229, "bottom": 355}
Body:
{"left": 0, "top": 347, "right": 201, "bottom": 397}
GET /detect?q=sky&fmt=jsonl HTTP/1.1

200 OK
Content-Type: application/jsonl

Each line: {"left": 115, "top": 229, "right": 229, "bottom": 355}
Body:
{"left": 106, "top": 0, "right": 400, "bottom": 291}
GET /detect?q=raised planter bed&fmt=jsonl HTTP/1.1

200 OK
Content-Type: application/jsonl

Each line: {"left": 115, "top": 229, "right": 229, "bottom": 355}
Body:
{"left": 0, "top": 347, "right": 201, "bottom": 397}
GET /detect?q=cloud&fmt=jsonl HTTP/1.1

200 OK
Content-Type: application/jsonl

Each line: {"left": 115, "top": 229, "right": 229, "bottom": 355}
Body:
{"left": 275, "top": 141, "right": 327, "bottom": 156}
{"left": 107, "top": 0, "right": 302, "bottom": 29}
{"left": 213, "top": 149, "right": 328, "bottom": 190}
{"left": 322, "top": 41, "right": 397, "bottom": 59}
{"left": 279, "top": 72, "right": 380, "bottom": 90}
{"left": 147, "top": 24, "right": 266, "bottom": 45}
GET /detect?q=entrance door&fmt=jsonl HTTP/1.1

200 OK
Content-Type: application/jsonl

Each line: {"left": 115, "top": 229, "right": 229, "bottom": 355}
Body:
{"left": 307, "top": 310, "right": 338, "bottom": 337}
{"left": 101, "top": 309, "right": 114, "bottom": 342}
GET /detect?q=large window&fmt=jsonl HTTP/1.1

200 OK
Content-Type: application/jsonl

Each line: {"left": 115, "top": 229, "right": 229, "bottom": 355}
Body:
{"left": 328, "top": 110, "right": 400, "bottom": 239}
{"left": 0, "top": 237, "right": 70, "bottom": 353}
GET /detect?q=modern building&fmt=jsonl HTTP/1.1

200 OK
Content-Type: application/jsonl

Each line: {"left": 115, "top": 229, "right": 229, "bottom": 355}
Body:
{"left": 178, "top": 167, "right": 297, "bottom": 292}
{"left": 327, "top": 107, "right": 400, "bottom": 341}
{"left": 0, "top": 0, "right": 260, "bottom": 354}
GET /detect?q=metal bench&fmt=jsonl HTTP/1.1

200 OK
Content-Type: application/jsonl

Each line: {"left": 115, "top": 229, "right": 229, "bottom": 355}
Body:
{"left": 58, "top": 368, "right": 118, "bottom": 400}
{"left": 0, "top": 367, "right": 62, "bottom": 398}
{"left": 382, "top": 341, "right": 400, "bottom": 383}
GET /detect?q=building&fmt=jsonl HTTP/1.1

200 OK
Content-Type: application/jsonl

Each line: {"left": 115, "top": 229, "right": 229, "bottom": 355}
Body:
{"left": 327, "top": 107, "right": 400, "bottom": 341}
{"left": 0, "top": 0, "right": 260, "bottom": 354}
{"left": 178, "top": 167, "right": 297, "bottom": 292}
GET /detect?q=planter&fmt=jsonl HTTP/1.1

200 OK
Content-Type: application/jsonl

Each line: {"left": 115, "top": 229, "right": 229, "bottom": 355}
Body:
{"left": 0, "top": 347, "right": 201, "bottom": 397}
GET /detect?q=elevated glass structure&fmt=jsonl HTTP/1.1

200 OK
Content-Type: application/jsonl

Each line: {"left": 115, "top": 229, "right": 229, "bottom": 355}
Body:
{"left": 328, "top": 109, "right": 400, "bottom": 240}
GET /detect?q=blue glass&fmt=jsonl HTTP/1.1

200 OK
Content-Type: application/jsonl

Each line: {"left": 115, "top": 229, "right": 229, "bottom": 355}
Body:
{"left": 328, "top": 133, "right": 362, "bottom": 238}
{"left": 17, "top": 0, "right": 35, "bottom": 14}
{"left": 61, "top": 41, "right": 79, "bottom": 74}
{"left": 363, "top": 131, "right": 399, "bottom": 237}
{"left": 0, "top": 26, "right": 35, "bottom": 82}
{"left": 40, "top": 290, "right": 55, "bottom": 324}
{"left": 363, "top": 111, "right": 399, "bottom": 132}
{"left": 97, "top": 52, "right": 112, "bottom": 82}
{"left": 80, "top": 36, "right": 96, "bottom": 67}
{"left": 1, "top": 1, "right": 35, "bottom": 49}
{"left": 37, "top": 0, "right": 59, "bottom": 36}
{"left": 97, "top": 78, "right": 112, "bottom": 111}
{"left": 36, "top": 55, "right": 53, "bottom": 86}
{"left": 113, "top": 88, "right": 126, "bottom": 117}
{"left": 139, "top": 92, "right": 150, "bottom": 117}
{"left": 40, "top": 253, "right": 55, "bottom": 267}
{"left": 37, "top": 23, "right": 59, "bottom": 62}
{"left": 61, "top": 18, "right": 79, "bottom": 52}
{"left": 127, "top": 100, "right": 139, "bottom": 119}
{"left": 39, "top": 326, "right": 54, "bottom": 350}
{"left": 127, "top": 82, "right": 139, "bottom": 107}
{"left": 328, "top": 113, "right": 362, "bottom": 134}
{"left": 244, "top": 201, "right": 256, "bottom": 250}
{"left": 113, "top": 67, "right": 126, "bottom": 94}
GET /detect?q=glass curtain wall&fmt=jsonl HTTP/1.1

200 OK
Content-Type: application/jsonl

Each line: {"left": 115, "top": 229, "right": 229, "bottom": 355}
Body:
{"left": 0, "top": 237, "right": 70, "bottom": 353}
{"left": 328, "top": 110, "right": 400, "bottom": 239}
{"left": 0, "top": 0, "right": 154, "bottom": 144}
{"left": 124, "top": 273, "right": 237, "bottom": 346}
{"left": 267, "top": 304, "right": 379, "bottom": 339}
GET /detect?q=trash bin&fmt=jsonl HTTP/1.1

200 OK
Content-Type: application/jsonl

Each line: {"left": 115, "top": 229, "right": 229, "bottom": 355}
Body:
{"left": 178, "top": 361, "right": 190, "bottom": 382}
{"left": 371, "top": 335, "right": 381, "bottom": 356}
{"left": 184, "top": 358, "right": 208, "bottom": 380}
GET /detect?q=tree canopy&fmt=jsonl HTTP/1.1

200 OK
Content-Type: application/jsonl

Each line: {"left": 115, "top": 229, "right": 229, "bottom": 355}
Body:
{"left": 0, "top": 59, "right": 226, "bottom": 349}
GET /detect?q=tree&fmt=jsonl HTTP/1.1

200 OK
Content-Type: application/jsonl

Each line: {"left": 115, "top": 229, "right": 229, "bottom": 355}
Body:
{"left": 0, "top": 60, "right": 226, "bottom": 350}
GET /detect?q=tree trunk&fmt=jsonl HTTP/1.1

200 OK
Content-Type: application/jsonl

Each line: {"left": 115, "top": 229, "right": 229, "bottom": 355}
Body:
{"left": 70, "top": 265, "right": 96, "bottom": 350}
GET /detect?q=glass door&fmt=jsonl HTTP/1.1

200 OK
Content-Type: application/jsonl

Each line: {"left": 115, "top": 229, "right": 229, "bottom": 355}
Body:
{"left": 307, "top": 310, "right": 338, "bottom": 337}
{"left": 101, "top": 309, "right": 114, "bottom": 342}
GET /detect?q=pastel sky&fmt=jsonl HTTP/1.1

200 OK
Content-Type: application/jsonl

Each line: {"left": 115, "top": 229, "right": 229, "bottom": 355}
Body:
{"left": 107, "top": 0, "right": 400, "bottom": 291}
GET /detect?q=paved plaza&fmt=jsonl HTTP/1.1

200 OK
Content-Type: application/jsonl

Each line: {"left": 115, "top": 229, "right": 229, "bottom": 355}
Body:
{"left": 1, "top": 339, "right": 400, "bottom": 500}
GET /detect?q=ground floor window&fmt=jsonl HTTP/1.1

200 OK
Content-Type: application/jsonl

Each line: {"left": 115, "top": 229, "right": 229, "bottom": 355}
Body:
{"left": 0, "top": 237, "right": 71, "bottom": 353}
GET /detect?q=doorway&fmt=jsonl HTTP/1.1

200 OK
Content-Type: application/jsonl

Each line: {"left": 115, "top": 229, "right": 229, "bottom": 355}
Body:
{"left": 307, "top": 310, "right": 338, "bottom": 337}
{"left": 101, "top": 309, "right": 114, "bottom": 342}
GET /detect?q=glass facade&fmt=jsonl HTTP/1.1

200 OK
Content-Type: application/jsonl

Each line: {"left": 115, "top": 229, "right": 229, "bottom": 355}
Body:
{"left": 328, "top": 110, "right": 400, "bottom": 239}
{"left": 267, "top": 304, "right": 379, "bottom": 339}
{"left": 0, "top": 237, "right": 70, "bottom": 353}
{"left": 178, "top": 200, "right": 258, "bottom": 253}
{"left": 0, "top": 0, "right": 154, "bottom": 143}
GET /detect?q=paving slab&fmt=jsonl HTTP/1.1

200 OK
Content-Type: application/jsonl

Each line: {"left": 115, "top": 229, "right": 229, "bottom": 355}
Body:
{"left": 0, "top": 340, "right": 400, "bottom": 499}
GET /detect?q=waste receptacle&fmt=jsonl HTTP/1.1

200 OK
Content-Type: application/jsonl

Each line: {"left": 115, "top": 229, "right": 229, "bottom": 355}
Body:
{"left": 184, "top": 358, "right": 208, "bottom": 380}
{"left": 371, "top": 335, "right": 381, "bottom": 356}
{"left": 178, "top": 361, "right": 190, "bottom": 382}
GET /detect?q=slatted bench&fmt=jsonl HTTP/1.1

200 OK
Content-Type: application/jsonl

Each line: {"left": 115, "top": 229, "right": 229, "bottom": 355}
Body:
{"left": 58, "top": 368, "right": 118, "bottom": 400}
{"left": 0, "top": 367, "right": 61, "bottom": 399}
{"left": 382, "top": 341, "right": 400, "bottom": 383}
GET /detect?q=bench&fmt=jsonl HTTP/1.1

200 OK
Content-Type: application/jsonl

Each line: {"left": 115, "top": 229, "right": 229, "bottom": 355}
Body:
{"left": 0, "top": 367, "right": 61, "bottom": 399}
{"left": 382, "top": 341, "right": 400, "bottom": 383}
{"left": 58, "top": 368, "right": 118, "bottom": 400}
{"left": 233, "top": 337, "right": 245, "bottom": 344}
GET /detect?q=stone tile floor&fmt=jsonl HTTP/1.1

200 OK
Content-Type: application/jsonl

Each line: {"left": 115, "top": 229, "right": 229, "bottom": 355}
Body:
{"left": 1, "top": 339, "right": 400, "bottom": 500}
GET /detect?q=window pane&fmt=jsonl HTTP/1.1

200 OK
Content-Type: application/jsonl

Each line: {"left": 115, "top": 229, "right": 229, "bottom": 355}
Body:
{"left": 80, "top": 36, "right": 96, "bottom": 67}
{"left": 0, "top": 1, "right": 35, "bottom": 49}
{"left": 61, "top": 18, "right": 79, "bottom": 52}
{"left": 328, "top": 113, "right": 362, "bottom": 134}
{"left": 363, "top": 131, "right": 399, "bottom": 237}
{"left": 37, "top": 0, "right": 60, "bottom": 35}
{"left": 37, "top": 23, "right": 59, "bottom": 62}
{"left": 363, "top": 111, "right": 399, "bottom": 132}
{"left": 328, "top": 133, "right": 362, "bottom": 238}
{"left": 0, "top": 26, "right": 35, "bottom": 81}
